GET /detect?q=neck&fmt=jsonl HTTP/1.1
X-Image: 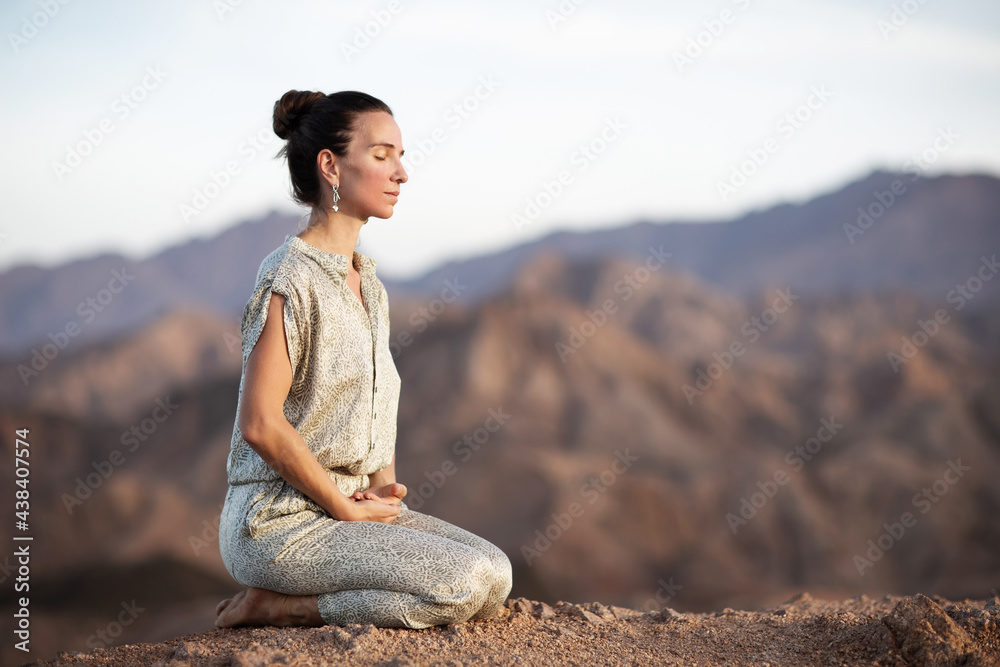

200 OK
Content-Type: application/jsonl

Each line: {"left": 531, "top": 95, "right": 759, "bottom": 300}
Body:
{"left": 299, "top": 213, "right": 364, "bottom": 264}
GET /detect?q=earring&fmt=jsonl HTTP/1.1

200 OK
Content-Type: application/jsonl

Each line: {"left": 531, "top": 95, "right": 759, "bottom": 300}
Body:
{"left": 331, "top": 183, "right": 341, "bottom": 212}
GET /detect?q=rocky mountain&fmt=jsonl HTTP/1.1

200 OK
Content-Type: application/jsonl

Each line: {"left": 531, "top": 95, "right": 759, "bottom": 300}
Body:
{"left": 2, "top": 170, "right": 998, "bottom": 358}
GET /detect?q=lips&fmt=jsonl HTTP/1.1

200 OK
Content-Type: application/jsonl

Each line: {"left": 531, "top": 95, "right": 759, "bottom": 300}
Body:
{"left": 385, "top": 192, "right": 399, "bottom": 198}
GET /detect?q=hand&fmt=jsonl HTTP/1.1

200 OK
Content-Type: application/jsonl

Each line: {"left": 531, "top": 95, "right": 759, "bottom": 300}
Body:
{"left": 350, "top": 482, "right": 407, "bottom": 506}
{"left": 337, "top": 497, "right": 401, "bottom": 523}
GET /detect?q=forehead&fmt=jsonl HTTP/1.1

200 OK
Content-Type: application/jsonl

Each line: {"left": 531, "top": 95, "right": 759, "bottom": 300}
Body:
{"left": 353, "top": 111, "right": 400, "bottom": 145}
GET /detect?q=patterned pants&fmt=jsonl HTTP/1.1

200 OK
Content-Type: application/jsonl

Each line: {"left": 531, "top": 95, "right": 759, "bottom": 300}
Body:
{"left": 219, "top": 481, "right": 513, "bottom": 629}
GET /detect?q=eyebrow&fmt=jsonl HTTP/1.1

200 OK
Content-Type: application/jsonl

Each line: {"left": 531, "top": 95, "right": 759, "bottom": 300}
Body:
{"left": 369, "top": 142, "right": 404, "bottom": 157}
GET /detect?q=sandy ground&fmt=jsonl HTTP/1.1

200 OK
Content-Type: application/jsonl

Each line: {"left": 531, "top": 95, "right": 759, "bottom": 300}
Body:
{"left": 24, "top": 592, "right": 1000, "bottom": 666}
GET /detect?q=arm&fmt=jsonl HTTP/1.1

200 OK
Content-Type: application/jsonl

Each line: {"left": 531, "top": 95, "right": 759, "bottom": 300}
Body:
{"left": 238, "top": 291, "right": 400, "bottom": 523}
{"left": 368, "top": 453, "right": 396, "bottom": 487}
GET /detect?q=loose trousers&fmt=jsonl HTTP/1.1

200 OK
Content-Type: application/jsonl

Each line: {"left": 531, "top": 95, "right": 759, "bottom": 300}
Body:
{"left": 219, "top": 482, "right": 512, "bottom": 629}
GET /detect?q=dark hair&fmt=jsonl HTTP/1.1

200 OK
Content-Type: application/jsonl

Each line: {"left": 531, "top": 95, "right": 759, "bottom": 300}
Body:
{"left": 272, "top": 90, "right": 393, "bottom": 214}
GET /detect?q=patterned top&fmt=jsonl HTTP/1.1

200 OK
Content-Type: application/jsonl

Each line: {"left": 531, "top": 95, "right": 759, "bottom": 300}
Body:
{"left": 226, "top": 233, "right": 402, "bottom": 496}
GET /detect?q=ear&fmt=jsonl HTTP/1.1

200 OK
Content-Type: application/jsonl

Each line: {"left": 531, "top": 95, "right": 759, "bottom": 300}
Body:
{"left": 315, "top": 148, "right": 339, "bottom": 186}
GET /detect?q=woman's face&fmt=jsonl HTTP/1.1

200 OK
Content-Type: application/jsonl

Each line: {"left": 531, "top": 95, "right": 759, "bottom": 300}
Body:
{"left": 338, "top": 111, "right": 407, "bottom": 220}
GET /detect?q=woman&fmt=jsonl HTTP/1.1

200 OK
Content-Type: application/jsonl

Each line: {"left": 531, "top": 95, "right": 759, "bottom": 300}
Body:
{"left": 214, "top": 90, "right": 512, "bottom": 629}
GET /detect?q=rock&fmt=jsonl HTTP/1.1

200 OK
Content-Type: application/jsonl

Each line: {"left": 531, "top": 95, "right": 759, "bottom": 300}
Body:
{"left": 533, "top": 601, "right": 557, "bottom": 619}
{"left": 228, "top": 642, "right": 291, "bottom": 667}
{"left": 168, "top": 641, "right": 211, "bottom": 660}
{"left": 608, "top": 604, "right": 642, "bottom": 619}
{"left": 579, "top": 602, "right": 616, "bottom": 621}
{"left": 570, "top": 607, "right": 606, "bottom": 625}
{"left": 506, "top": 597, "right": 534, "bottom": 614}
{"left": 882, "top": 594, "right": 989, "bottom": 667}
{"left": 657, "top": 607, "right": 685, "bottom": 622}
{"left": 554, "top": 600, "right": 575, "bottom": 614}
{"left": 318, "top": 625, "right": 356, "bottom": 648}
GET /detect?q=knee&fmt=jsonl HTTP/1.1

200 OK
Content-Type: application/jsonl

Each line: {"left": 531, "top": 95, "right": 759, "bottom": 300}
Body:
{"left": 481, "top": 542, "right": 513, "bottom": 598}
{"left": 422, "top": 551, "right": 494, "bottom": 614}
{"left": 447, "top": 550, "right": 496, "bottom": 598}
{"left": 491, "top": 550, "right": 512, "bottom": 598}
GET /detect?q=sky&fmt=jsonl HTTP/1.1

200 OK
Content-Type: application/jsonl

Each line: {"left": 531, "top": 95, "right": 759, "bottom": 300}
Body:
{"left": 1, "top": 0, "right": 999, "bottom": 280}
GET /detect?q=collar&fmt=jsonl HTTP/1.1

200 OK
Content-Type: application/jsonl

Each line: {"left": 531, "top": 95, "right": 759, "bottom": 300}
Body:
{"left": 285, "top": 234, "right": 377, "bottom": 277}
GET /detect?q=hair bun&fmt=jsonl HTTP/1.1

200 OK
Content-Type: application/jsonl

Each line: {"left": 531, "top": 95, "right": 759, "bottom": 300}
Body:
{"left": 273, "top": 90, "right": 326, "bottom": 140}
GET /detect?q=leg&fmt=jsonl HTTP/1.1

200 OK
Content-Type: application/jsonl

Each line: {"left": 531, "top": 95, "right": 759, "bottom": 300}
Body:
{"left": 228, "top": 514, "right": 500, "bottom": 629}
{"left": 216, "top": 587, "right": 324, "bottom": 628}
{"left": 390, "top": 506, "right": 513, "bottom": 621}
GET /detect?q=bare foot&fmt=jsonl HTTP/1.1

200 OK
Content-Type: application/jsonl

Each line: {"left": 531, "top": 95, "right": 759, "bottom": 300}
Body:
{"left": 215, "top": 587, "right": 324, "bottom": 628}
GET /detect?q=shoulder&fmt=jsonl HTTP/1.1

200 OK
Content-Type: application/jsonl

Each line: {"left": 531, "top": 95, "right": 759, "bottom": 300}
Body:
{"left": 253, "top": 240, "right": 317, "bottom": 297}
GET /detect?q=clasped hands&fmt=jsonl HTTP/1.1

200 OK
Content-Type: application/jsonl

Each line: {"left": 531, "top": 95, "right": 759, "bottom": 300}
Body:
{"left": 349, "top": 482, "right": 407, "bottom": 506}
{"left": 338, "top": 481, "right": 407, "bottom": 523}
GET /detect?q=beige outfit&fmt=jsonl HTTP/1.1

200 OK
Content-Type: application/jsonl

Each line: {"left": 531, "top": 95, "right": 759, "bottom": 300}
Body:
{"left": 219, "top": 234, "right": 511, "bottom": 628}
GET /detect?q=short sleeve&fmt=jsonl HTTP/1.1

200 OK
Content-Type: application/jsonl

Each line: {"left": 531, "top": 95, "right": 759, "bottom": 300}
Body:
{"left": 240, "top": 266, "right": 308, "bottom": 378}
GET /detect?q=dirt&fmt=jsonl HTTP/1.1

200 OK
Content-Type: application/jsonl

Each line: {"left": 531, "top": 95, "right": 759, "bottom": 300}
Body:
{"left": 25, "top": 593, "right": 1000, "bottom": 666}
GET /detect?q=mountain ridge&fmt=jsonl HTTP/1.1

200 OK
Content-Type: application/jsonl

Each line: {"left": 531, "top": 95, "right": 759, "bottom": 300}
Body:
{"left": 3, "top": 169, "right": 998, "bottom": 357}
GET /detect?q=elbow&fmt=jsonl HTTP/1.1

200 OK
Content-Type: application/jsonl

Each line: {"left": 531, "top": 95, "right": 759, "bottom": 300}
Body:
{"left": 238, "top": 411, "right": 279, "bottom": 451}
